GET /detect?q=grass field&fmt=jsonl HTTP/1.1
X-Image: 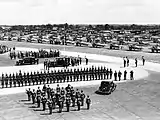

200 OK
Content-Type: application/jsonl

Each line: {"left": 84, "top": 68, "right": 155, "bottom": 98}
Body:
{"left": 0, "top": 41, "right": 160, "bottom": 120}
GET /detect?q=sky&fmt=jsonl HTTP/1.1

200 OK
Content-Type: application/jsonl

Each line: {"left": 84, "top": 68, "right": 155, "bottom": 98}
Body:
{"left": 0, "top": 0, "right": 159, "bottom": 25}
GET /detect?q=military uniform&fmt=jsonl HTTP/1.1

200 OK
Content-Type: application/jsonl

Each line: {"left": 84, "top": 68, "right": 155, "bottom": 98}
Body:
{"left": 36, "top": 88, "right": 41, "bottom": 107}
{"left": 1, "top": 73, "right": 4, "bottom": 88}
{"left": 26, "top": 88, "right": 32, "bottom": 101}
{"left": 86, "top": 96, "right": 91, "bottom": 110}
{"left": 80, "top": 91, "right": 85, "bottom": 106}
{"left": 41, "top": 96, "right": 47, "bottom": 111}
{"left": 58, "top": 96, "right": 63, "bottom": 113}
{"left": 51, "top": 95, "right": 56, "bottom": 109}
{"left": 130, "top": 70, "right": 134, "bottom": 80}
{"left": 77, "top": 97, "right": 81, "bottom": 111}
{"left": 31, "top": 89, "right": 36, "bottom": 104}
{"left": 47, "top": 99, "right": 53, "bottom": 114}
{"left": 124, "top": 70, "right": 127, "bottom": 80}
{"left": 118, "top": 71, "right": 122, "bottom": 81}
{"left": 109, "top": 69, "right": 113, "bottom": 79}
{"left": 66, "top": 96, "right": 71, "bottom": 112}
{"left": 114, "top": 71, "right": 117, "bottom": 81}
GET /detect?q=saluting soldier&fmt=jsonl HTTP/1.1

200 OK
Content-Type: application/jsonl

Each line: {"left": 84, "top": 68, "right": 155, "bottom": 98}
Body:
{"left": 41, "top": 94, "right": 47, "bottom": 111}
{"left": 86, "top": 95, "right": 91, "bottom": 110}
{"left": 31, "top": 89, "right": 36, "bottom": 104}
{"left": 66, "top": 96, "right": 71, "bottom": 112}
{"left": 26, "top": 88, "right": 32, "bottom": 101}
{"left": 124, "top": 70, "right": 127, "bottom": 80}
{"left": 114, "top": 71, "right": 117, "bottom": 81}
{"left": 47, "top": 99, "right": 53, "bottom": 114}
{"left": 118, "top": 71, "right": 122, "bottom": 81}
{"left": 80, "top": 90, "right": 85, "bottom": 106}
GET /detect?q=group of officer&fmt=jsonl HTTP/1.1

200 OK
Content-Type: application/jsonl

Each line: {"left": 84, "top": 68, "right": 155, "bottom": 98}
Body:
{"left": 123, "top": 56, "right": 145, "bottom": 68}
{"left": 9, "top": 49, "right": 60, "bottom": 60}
{"left": 25, "top": 84, "right": 91, "bottom": 114}
{"left": 1, "top": 66, "right": 134, "bottom": 88}
{"left": 43, "top": 56, "right": 83, "bottom": 70}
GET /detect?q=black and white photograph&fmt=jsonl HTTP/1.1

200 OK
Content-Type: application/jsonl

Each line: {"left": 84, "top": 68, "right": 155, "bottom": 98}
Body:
{"left": 0, "top": 0, "right": 160, "bottom": 120}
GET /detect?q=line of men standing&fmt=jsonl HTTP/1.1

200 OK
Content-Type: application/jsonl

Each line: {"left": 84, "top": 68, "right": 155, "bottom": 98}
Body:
{"left": 26, "top": 84, "right": 91, "bottom": 114}
{"left": 123, "top": 56, "right": 145, "bottom": 68}
{"left": 1, "top": 66, "right": 134, "bottom": 88}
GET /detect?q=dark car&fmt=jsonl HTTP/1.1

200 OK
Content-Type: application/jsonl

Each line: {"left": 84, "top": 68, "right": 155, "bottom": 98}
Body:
{"left": 95, "top": 81, "right": 117, "bottom": 95}
{"left": 16, "top": 57, "right": 39, "bottom": 65}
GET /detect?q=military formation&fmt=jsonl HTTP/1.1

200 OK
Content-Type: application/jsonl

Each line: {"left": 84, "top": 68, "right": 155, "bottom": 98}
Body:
{"left": 1, "top": 65, "right": 134, "bottom": 88}
{"left": 9, "top": 49, "right": 60, "bottom": 60}
{"left": 25, "top": 84, "right": 91, "bottom": 114}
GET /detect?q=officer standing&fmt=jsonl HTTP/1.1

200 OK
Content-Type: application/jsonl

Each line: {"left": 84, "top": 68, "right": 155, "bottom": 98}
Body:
{"left": 86, "top": 95, "right": 91, "bottom": 110}
{"left": 114, "top": 71, "right": 117, "bottom": 81}
{"left": 66, "top": 96, "right": 71, "bottom": 112}
{"left": 41, "top": 95, "right": 47, "bottom": 111}
{"left": 135, "top": 58, "right": 138, "bottom": 67}
{"left": 142, "top": 56, "right": 145, "bottom": 66}
{"left": 130, "top": 70, "right": 134, "bottom": 80}
{"left": 109, "top": 69, "right": 113, "bottom": 79}
{"left": 123, "top": 57, "right": 126, "bottom": 67}
{"left": 85, "top": 56, "right": 88, "bottom": 65}
{"left": 124, "top": 70, "right": 127, "bottom": 80}
{"left": 118, "top": 70, "right": 122, "bottom": 81}
{"left": 47, "top": 99, "right": 53, "bottom": 114}
{"left": 26, "top": 88, "right": 32, "bottom": 101}
{"left": 126, "top": 57, "right": 129, "bottom": 67}
{"left": 80, "top": 90, "right": 85, "bottom": 106}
